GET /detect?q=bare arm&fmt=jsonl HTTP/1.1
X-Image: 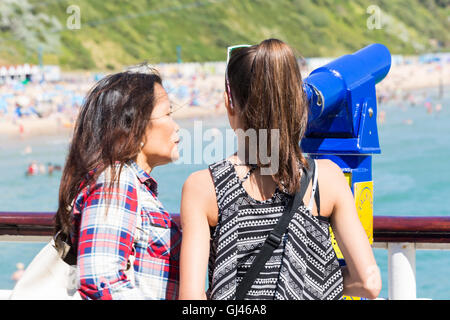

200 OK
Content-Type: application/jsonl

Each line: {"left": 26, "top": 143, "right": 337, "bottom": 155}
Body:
{"left": 324, "top": 160, "right": 382, "bottom": 299}
{"left": 178, "top": 170, "right": 217, "bottom": 300}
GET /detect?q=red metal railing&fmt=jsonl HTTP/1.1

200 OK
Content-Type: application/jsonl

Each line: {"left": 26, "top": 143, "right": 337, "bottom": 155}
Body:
{"left": 1, "top": 212, "right": 450, "bottom": 243}
{"left": 373, "top": 215, "right": 450, "bottom": 243}
{"left": 0, "top": 212, "right": 54, "bottom": 236}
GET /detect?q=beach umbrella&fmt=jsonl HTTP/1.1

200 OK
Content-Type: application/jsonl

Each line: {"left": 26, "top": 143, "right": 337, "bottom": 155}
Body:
{"left": 8, "top": 66, "right": 16, "bottom": 77}
{"left": 23, "top": 64, "right": 31, "bottom": 75}
{"left": 0, "top": 66, "right": 7, "bottom": 83}
{"left": 16, "top": 65, "right": 25, "bottom": 81}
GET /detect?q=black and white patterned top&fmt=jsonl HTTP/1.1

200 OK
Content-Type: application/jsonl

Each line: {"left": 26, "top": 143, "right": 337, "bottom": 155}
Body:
{"left": 207, "top": 158, "right": 343, "bottom": 300}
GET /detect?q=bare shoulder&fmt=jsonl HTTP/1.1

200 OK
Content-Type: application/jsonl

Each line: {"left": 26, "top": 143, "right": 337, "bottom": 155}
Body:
{"left": 316, "top": 158, "right": 349, "bottom": 193}
{"left": 183, "top": 168, "right": 213, "bottom": 188}
{"left": 316, "top": 159, "right": 345, "bottom": 183}
{"left": 181, "top": 168, "right": 218, "bottom": 225}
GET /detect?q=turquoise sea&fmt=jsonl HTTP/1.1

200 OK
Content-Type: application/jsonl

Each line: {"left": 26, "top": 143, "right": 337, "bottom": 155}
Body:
{"left": 0, "top": 86, "right": 449, "bottom": 299}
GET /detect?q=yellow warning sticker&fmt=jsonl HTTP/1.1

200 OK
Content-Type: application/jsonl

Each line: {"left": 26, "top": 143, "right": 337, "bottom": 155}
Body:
{"left": 354, "top": 181, "right": 374, "bottom": 245}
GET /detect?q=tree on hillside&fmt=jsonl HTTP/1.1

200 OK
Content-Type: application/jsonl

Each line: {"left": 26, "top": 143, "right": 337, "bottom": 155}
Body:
{"left": 0, "top": 0, "right": 62, "bottom": 56}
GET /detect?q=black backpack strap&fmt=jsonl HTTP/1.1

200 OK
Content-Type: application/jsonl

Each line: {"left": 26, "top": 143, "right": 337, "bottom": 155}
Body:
{"left": 315, "top": 181, "right": 321, "bottom": 216}
{"left": 309, "top": 159, "right": 321, "bottom": 216}
{"left": 235, "top": 159, "right": 314, "bottom": 300}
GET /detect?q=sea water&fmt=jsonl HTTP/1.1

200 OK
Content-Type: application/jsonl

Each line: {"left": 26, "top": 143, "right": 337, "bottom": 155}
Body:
{"left": 0, "top": 87, "right": 449, "bottom": 299}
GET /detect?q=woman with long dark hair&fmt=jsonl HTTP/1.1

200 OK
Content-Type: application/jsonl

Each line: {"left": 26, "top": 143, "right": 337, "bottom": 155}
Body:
{"left": 55, "top": 67, "right": 181, "bottom": 299}
{"left": 179, "top": 39, "right": 381, "bottom": 300}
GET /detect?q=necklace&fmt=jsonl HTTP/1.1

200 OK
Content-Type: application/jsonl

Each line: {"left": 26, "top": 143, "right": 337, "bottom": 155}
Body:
{"left": 231, "top": 162, "right": 258, "bottom": 183}
{"left": 232, "top": 163, "right": 258, "bottom": 168}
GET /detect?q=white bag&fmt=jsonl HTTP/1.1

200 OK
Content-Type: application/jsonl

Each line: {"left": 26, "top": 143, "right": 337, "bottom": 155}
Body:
{"left": 10, "top": 174, "right": 141, "bottom": 300}
{"left": 9, "top": 238, "right": 82, "bottom": 300}
{"left": 9, "top": 238, "right": 137, "bottom": 300}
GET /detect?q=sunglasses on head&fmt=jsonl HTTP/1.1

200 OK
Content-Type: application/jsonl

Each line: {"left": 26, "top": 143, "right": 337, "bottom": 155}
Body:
{"left": 225, "top": 44, "right": 252, "bottom": 109}
{"left": 226, "top": 44, "right": 252, "bottom": 64}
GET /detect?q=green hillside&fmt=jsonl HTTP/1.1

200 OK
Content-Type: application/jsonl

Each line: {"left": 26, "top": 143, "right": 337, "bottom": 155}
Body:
{"left": 0, "top": 0, "right": 449, "bottom": 70}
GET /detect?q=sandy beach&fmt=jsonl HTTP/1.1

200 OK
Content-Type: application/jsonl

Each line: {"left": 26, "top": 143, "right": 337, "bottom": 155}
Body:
{"left": 0, "top": 60, "right": 448, "bottom": 138}
{"left": 376, "top": 62, "right": 449, "bottom": 92}
{"left": 0, "top": 106, "right": 228, "bottom": 138}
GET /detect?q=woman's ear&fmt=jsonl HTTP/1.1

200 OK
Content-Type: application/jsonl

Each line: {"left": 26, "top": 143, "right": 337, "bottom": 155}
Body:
{"left": 224, "top": 91, "right": 235, "bottom": 116}
{"left": 224, "top": 91, "right": 240, "bottom": 132}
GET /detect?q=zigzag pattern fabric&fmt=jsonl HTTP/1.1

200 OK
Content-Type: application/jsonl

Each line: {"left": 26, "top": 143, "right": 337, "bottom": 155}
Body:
{"left": 207, "top": 159, "right": 343, "bottom": 300}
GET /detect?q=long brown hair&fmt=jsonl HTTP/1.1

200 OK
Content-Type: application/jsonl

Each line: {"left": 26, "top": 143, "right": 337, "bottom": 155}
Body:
{"left": 226, "top": 39, "right": 308, "bottom": 194}
{"left": 55, "top": 69, "right": 162, "bottom": 237}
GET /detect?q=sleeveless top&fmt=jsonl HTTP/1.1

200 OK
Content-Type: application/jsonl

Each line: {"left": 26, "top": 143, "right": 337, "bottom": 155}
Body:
{"left": 207, "top": 158, "right": 344, "bottom": 300}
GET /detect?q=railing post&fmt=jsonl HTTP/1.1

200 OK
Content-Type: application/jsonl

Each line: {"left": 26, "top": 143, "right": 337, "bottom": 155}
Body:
{"left": 388, "top": 242, "right": 416, "bottom": 299}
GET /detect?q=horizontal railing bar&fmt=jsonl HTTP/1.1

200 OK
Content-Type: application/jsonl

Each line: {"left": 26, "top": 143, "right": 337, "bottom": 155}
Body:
{"left": 373, "top": 216, "right": 450, "bottom": 232}
{"left": 1, "top": 212, "right": 450, "bottom": 243}
{"left": 374, "top": 233, "right": 450, "bottom": 243}
{"left": 0, "top": 212, "right": 54, "bottom": 226}
{"left": 373, "top": 242, "right": 450, "bottom": 250}
{"left": 373, "top": 215, "right": 450, "bottom": 243}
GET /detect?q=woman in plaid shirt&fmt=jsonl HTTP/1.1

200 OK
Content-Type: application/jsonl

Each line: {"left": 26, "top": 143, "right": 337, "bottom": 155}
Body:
{"left": 54, "top": 67, "right": 182, "bottom": 299}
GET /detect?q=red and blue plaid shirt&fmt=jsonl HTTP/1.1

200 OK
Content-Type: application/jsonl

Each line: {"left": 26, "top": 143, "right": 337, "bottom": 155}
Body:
{"left": 71, "top": 161, "right": 181, "bottom": 300}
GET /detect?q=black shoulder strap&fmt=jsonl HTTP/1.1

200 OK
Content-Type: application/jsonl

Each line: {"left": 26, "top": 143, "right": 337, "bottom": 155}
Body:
{"left": 315, "top": 181, "right": 321, "bottom": 216}
{"left": 235, "top": 159, "right": 315, "bottom": 300}
{"left": 310, "top": 158, "right": 321, "bottom": 216}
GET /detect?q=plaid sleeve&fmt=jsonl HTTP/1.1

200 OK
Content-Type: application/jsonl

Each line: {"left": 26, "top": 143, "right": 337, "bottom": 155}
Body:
{"left": 77, "top": 167, "right": 144, "bottom": 300}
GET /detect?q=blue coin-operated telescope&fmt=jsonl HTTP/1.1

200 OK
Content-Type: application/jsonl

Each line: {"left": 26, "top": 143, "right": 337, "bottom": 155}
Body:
{"left": 301, "top": 44, "right": 391, "bottom": 280}
{"left": 302, "top": 43, "right": 390, "bottom": 158}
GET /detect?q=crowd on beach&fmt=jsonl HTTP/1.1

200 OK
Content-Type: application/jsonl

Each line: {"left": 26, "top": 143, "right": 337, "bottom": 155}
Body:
{"left": 0, "top": 54, "right": 448, "bottom": 138}
{"left": 375, "top": 58, "right": 448, "bottom": 125}
{"left": 0, "top": 63, "right": 231, "bottom": 137}
{"left": 0, "top": 73, "right": 92, "bottom": 135}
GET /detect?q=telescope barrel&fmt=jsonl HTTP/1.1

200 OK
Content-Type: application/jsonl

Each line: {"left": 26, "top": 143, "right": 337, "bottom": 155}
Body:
{"left": 303, "top": 43, "right": 391, "bottom": 122}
